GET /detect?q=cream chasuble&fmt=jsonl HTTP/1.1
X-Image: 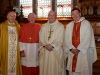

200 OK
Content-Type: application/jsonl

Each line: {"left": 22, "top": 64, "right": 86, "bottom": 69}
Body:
{"left": 39, "top": 20, "right": 65, "bottom": 75}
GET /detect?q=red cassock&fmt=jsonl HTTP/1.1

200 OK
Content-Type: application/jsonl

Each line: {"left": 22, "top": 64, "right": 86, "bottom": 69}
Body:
{"left": 19, "top": 23, "right": 41, "bottom": 75}
{"left": 19, "top": 23, "right": 41, "bottom": 43}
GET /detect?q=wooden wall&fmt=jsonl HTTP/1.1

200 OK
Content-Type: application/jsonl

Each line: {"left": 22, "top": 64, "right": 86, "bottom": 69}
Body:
{"left": 0, "top": 0, "right": 17, "bottom": 14}
{"left": 0, "top": 0, "right": 18, "bottom": 23}
{"left": 0, "top": 0, "right": 100, "bottom": 74}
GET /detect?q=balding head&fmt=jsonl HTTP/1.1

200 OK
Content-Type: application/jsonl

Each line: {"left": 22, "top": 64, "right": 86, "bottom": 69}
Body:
{"left": 48, "top": 10, "right": 57, "bottom": 16}
{"left": 48, "top": 10, "right": 57, "bottom": 23}
{"left": 27, "top": 13, "right": 37, "bottom": 24}
{"left": 7, "top": 11, "right": 16, "bottom": 23}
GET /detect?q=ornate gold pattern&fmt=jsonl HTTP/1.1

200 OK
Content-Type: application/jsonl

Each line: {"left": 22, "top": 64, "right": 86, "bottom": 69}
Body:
{"left": 48, "top": 25, "right": 53, "bottom": 40}
{"left": 8, "top": 26, "right": 17, "bottom": 74}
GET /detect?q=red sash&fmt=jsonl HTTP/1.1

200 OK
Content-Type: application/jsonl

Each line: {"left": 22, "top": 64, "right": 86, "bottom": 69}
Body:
{"left": 72, "top": 22, "right": 81, "bottom": 72}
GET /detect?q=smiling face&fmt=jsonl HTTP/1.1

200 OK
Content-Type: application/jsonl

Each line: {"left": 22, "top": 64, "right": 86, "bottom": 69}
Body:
{"left": 7, "top": 11, "right": 16, "bottom": 23}
{"left": 28, "top": 13, "right": 37, "bottom": 24}
{"left": 48, "top": 11, "right": 57, "bottom": 23}
{"left": 71, "top": 9, "right": 81, "bottom": 22}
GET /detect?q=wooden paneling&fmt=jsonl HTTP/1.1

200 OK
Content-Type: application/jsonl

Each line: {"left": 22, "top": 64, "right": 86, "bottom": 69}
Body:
{"left": 93, "top": 46, "right": 100, "bottom": 75}
{"left": 91, "top": 22, "right": 100, "bottom": 75}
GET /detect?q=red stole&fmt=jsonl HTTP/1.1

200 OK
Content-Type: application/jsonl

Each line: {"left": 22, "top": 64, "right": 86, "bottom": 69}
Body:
{"left": 72, "top": 22, "right": 81, "bottom": 72}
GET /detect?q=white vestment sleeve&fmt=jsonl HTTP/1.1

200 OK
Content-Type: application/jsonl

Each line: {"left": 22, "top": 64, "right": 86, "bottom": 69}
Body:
{"left": 39, "top": 26, "right": 47, "bottom": 50}
{"left": 19, "top": 42, "right": 25, "bottom": 51}
{"left": 77, "top": 21, "right": 92, "bottom": 54}
{"left": 51, "top": 25, "right": 64, "bottom": 51}
{"left": 64, "top": 22, "right": 75, "bottom": 53}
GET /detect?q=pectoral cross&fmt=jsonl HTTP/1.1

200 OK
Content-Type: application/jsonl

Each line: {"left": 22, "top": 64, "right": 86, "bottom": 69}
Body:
{"left": 48, "top": 25, "right": 53, "bottom": 40}
{"left": 29, "top": 37, "right": 32, "bottom": 40}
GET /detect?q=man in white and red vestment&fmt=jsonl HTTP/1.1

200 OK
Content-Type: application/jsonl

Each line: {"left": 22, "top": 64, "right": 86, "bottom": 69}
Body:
{"left": 19, "top": 13, "right": 41, "bottom": 75}
{"left": 64, "top": 8, "right": 97, "bottom": 75}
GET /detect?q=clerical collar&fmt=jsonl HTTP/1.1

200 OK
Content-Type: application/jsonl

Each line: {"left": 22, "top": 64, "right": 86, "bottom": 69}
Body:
{"left": 74, "top": 17, "right": 85, "bottom": 23}
{"left": 49, "top": 24, "right": 53, "bottom": 26}
{"left": 49, "top": 22, "right": 54, "bottom": 26}
{"left": 7, "top": 21, "right": 15, "bottom": 25}
{"left": 49, "top": 20, "right": 57, "bottom": 26}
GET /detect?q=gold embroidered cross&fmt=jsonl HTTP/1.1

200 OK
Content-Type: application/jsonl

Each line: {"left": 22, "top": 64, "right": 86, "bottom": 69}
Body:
{"left": 48, "top": 25, "right": 53, "bottom": 40}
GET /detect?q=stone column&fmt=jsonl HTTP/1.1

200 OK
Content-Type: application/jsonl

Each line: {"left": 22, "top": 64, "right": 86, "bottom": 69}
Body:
{"left": 33, "top": 0, "right": 37, "bottom": 15}
{"left": 52, "top": 0, "right": 56, "bottom": 11}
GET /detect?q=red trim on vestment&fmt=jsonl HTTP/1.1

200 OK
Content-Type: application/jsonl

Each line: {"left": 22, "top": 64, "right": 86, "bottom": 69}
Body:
{"left": 72, "top": 22, "right": 81, "bottom": 72}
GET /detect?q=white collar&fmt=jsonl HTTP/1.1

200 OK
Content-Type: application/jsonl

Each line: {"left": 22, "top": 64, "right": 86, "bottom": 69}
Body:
{"left": 7, "top": 21, "right": 15, "bottom": 25}
{"left": 73, "top": 17, "right": 85, "bottom": 23}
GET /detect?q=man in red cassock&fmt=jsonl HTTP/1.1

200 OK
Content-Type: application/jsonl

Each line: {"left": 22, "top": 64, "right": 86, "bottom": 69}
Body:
{"left": 19, "top": 13, "right": 41, "bottom": 75}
